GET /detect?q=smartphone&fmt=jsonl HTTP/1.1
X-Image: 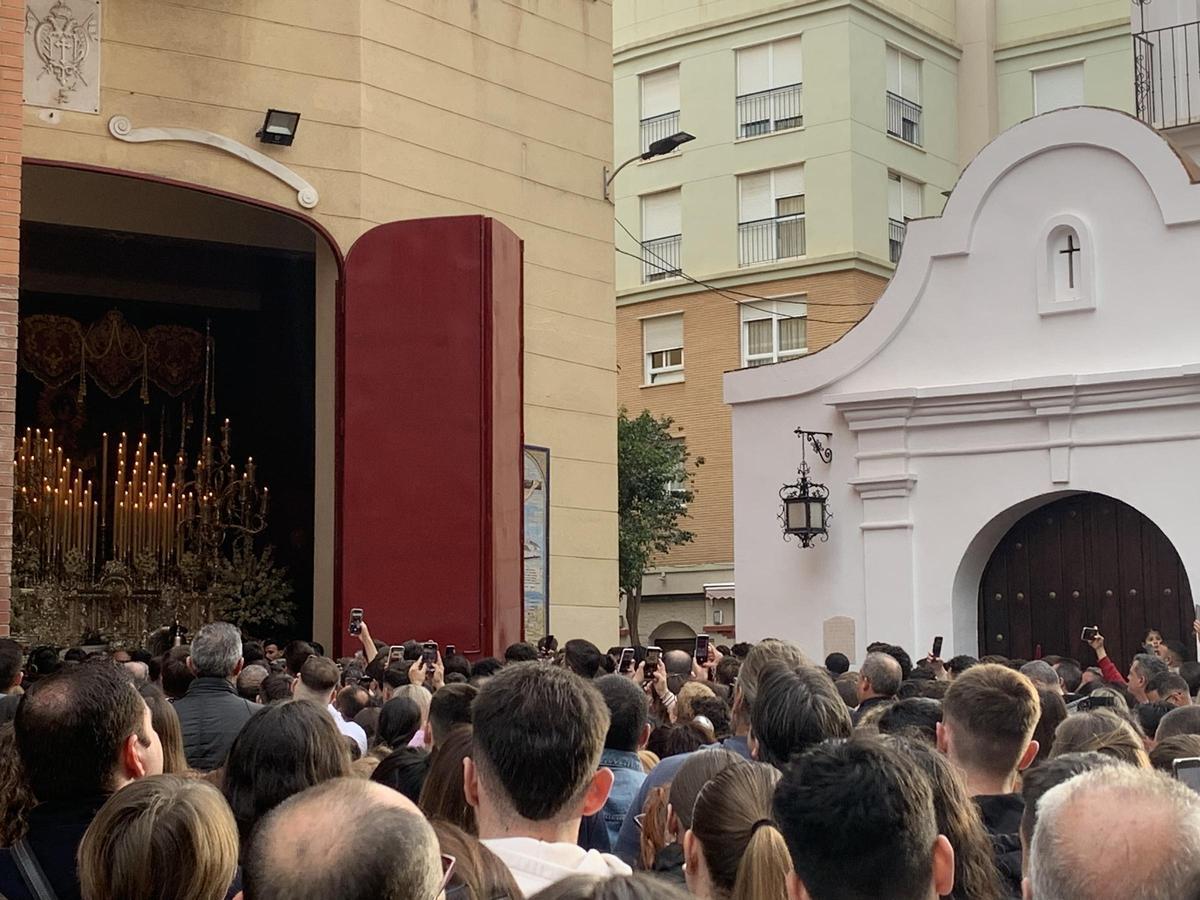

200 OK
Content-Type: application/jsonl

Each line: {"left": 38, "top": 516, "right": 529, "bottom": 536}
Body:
{"left": 1175, "top": 757, "right": 1200, "bottom": 794}
{"left": 388, "top": 644, "right": 404, "bottom": 663}
{"left": 422, "top": 641, "right": 439, "bottom": 669}
{"left": 695, "top": 634, "right": 711, "bottom": 665}
{"left": 1081, "top": 626, "right": 1099, "bottom": 642}
{"left": 445, "top": 644, "right": 457, "bottom": 659}
{"left": 348, "top": 608, "right": 363, "bottom": 636}
{"left": 619, "top": 647, "right": 636, "bottom": 674}
{"left": 931, "top": 635, "right": 943, "bottom": 659}
{"left": 644, "top": 646, "right": 662, "bottom": 680}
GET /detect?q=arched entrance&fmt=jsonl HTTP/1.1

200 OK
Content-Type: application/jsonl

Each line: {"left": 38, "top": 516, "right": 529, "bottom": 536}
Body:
{"left": 979, "top": 493, "right": 1194, "bottom": 665}
{"left": 650, "top": 620, "right": 698, "bottom": 654}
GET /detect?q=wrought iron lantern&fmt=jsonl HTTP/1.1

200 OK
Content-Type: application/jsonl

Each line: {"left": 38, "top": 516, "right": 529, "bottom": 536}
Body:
{"left": 779, "top": 430, "right": 833, "bottom": 548}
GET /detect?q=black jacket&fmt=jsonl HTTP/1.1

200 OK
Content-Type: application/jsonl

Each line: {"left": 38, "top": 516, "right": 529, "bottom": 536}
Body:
{"left": 174, "top": 677, "right": 261, "bottom": 771}
{"left": 851, "top": 695, "right": 894, "bottom": 725}
{"left": 0, "top": 794, "right": 107, "bottom": 900}
{"left": 975, "top": 793, "right": 1025, "bottom": 899}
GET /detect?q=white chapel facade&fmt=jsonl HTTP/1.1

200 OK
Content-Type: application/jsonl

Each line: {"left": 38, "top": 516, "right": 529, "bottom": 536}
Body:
{"left": 726, "top": 107, "right": 1200, "bottom": 668}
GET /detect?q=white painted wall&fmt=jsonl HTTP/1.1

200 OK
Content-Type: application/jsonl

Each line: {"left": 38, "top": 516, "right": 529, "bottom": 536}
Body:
{"left": 725, "top": 107, "right": 1200, "bottom": 662}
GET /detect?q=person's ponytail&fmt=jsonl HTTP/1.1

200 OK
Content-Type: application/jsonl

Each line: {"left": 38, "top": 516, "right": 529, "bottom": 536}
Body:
{"left": 730, "top": 821, "right": 791, "bottom": 900}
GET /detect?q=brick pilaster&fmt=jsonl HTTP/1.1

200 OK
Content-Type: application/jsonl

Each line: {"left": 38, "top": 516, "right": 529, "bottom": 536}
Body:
{"left": 0, "top": 0, "right": 21, "bottom": 636}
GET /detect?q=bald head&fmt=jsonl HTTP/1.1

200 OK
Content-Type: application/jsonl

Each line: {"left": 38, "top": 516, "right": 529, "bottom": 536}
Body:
{"left": 859, "top": 652, "right": 902, "bottom": 702}
{"left": 243, "top": 778, "right": 441, "bottom": 900}
{"left": 1029, "top": 766, "right": 1200, "bottom": 900}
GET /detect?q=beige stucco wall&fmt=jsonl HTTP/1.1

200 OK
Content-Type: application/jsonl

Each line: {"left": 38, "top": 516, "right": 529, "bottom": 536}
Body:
{"left": 23, "top": 0, "right": 618, "bottom": 649}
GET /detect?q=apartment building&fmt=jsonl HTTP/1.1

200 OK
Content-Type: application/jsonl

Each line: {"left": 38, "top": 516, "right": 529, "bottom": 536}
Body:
{"left": 613, "top": 0, "right": 1163, "bottom": 645}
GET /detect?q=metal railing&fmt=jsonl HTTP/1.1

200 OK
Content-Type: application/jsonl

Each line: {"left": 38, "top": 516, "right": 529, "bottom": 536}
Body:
{"left": 642, "top": 234, "right": 682, "bottom": 283}
{"left": 641, "top": 110, "right": 680, "bottom": 154}
{"left": 889, "top": 218, "right": 907, "bottom": 263}
{"left": 1134, "top": 23, "right": 1200, "bottom": 129}
{"left": 738, "top": 214, "right": 806, "bottom": 266}
{"left": 886, "top": 91, "right": 923, "bottom": 145}
{"left": 736, "top": 83, "right": 803, "bottom": 138}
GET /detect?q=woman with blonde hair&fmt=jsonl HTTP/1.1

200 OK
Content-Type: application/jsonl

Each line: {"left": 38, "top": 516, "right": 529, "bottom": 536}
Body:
{"left": 78, "top": 774, "right": 238, "bottom": 900}
{"left": 1050, "top": 708, "right": 1151, "bottom": 768}
{"left": 684, "top": 762, "right": 790, "bottom": 900}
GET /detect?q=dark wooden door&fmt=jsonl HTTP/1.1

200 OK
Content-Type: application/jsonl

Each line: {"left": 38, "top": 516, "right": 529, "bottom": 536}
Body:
{"left": 979, "top": 494, "right": 1194, "bottom": 667}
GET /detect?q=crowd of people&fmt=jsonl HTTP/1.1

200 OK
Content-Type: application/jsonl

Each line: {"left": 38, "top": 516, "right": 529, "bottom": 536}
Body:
{"left": 2, "top": 619, "right": 1200, "bottom": 899}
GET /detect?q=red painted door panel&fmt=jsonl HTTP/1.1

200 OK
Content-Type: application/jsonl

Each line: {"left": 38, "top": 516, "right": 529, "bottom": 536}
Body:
{"left": 338, "top": 216, "right": 523, "bottom": 657}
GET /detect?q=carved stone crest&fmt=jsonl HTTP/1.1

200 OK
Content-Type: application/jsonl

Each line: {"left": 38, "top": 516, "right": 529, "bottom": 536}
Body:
{"left": 24, "top": 0, "right": 100, "bottom": 114}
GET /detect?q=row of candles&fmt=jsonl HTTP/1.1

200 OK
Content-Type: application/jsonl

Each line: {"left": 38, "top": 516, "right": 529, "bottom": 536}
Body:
{"left": 14, "top": 423, "right": 267, "bottom": 574}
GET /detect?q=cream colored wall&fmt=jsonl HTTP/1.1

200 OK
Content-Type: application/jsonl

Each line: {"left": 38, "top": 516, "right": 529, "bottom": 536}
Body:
{"left": 23, "top": 0, "right": 619, "bottom": 648}
{"left": 995, "top": 0, "right": 1131, "bottom": 47}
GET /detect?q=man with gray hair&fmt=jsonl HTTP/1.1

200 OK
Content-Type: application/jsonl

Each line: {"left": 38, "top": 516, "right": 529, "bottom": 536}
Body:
{"left": 241, "top": 778, "right": 444, "bottom": 900}
{"left": 174, "top": 621, "right": 261, "bottom": 770}
{"left": 1020, "top": 660, "right": 1062, "bottom": 695}
{"left": 854, "top": 651, "right": 901, "bottom": 724}
{"left": 1129, "top": 652, "right": 1170, "bottom": 704}
{"left": 1026, "top": 765, "right": 1200, "bottom": 899}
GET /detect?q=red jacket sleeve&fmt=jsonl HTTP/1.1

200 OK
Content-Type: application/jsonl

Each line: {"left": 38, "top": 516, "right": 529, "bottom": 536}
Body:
{"left": 1098, "top": 654, "right": 1127, "bottom": 686}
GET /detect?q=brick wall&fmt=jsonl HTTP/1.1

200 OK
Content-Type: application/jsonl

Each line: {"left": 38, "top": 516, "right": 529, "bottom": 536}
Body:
{"left": 0, "top": 0, "right": 20, "bottom": 635}
{"left": 616, "top": 269, "right": 888, "bottom": 573}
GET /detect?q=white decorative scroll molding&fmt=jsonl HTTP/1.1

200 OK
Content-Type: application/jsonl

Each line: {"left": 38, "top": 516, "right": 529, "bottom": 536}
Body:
{"left": 107, "top": 116, "right": 319, "bottom": 209}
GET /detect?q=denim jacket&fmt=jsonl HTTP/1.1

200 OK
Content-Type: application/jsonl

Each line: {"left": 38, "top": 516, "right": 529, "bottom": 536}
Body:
{"left": 599, "top": 748, "right": 647, "bottom": 848}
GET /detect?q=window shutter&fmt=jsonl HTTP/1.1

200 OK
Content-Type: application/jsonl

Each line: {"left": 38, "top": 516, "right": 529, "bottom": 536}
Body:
{"left": 888, "top": 173, "right": 902, "bottom": 220}
{"left": 641, "top": 67, "right": 680, "bottom": 119}
{"left": 1033, "top": 62, "right": 1083, "bottom": 115}
{"left": 737, "top": 44, "right": 770, "bottom": 95}
{"left": 774, "top": 164, "right": 805, "bottom": 200}
{"left": 886, "top": 46, "right": 900, "bottom": 94}
{"left": 642, "top": 190, "right": 681, "bottom": 240}
{"left": 900, "top": 52, "right": 921, "bottom": 102}
{"left": 902, "top": 177, "right": 922, "bottom": 218}
{"left": 773, "top": 37, "right": 803, "bottom": 87}
{"left": 644, "top": 314, "right": 683, "bottom": 353}
{"left": 775, "top": 299, "right": 808, "bottom": 320}
{"left": 739, "top": 172, "right": 774, "bottom": 222}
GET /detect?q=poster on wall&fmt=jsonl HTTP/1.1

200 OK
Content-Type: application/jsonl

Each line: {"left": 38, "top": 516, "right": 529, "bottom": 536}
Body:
{"left": 523, "top": 446, "right": 550, "bottom": 643}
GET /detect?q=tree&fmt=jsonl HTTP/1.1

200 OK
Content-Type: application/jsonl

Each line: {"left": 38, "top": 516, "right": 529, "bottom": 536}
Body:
{"left": 618, "top": 408, "right": 699, "bottom": 647}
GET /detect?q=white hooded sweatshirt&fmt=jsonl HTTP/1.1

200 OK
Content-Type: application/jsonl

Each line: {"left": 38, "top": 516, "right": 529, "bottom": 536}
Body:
{"left": 482, "top": 837, "right": 632, "bottom": 895}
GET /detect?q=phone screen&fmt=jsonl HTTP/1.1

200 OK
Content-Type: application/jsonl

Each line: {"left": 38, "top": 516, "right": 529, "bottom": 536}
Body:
{"left": 931, "top": 636, "right": 943, "bottom": 658}
{"left": 695, "top": 634, "right": 710, "bottom": 665}
{"left": 1082, "top": 626, "right": 1099, "bottom": 642}
{"left": 422, "top": 641, "right": 438, "bottom": 667}
{"left": 348, "top": 608, "right": 363, "bottom": 636}
{"left": 388, "top": 645, "right": 403, "bottom": 663}
{"left": 619, "top": 648, "right": 635, "bottom": 673}
{"left": 645, "top": 647, "right": 662, "bottom": 678}
{"left": 445, "top": 644, "right": 456, "bottom": 659}
{"left": 1176, "top": 758, "right": 1200, "bottom": 793}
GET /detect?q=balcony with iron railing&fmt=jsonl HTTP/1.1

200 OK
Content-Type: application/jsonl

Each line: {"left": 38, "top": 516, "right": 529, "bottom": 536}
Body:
{"left": 736, "top": 83, "right": 803, "bottom": 138}
{"left": 886, "top": 92, "right": 923, "bottom": 146}
{"left": 640, "top": 110, "right": 681, "bottom": 155}
{"left": 889, "top": 218, "right": 907, "bottom": 263}
{"left": 738, "top": 214, "right": 806, "bottom": 267}
{"left": 642, "top": 234, "right": 682, "bottom": 283}
{"left": 1133, "top": 22, "right": 1200, "bottom": 129}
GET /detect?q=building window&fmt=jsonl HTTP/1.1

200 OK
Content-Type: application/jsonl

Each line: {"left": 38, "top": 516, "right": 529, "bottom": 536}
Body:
{"left": 741, "top": 298, "right": 807, "bottom": 367}
{"left": 665, "top": 438, "right": 690, "bottom": 500}
{"left": 888, "top": 172, "right": 922, "bottom": 263}
{"left": 886, "top": 46, "right": 922, "bottom": 146}
{"left": 640, "top": 66, "right": 681, "bottom": 155}
{"left": 736, "top": 37, "right": 803, "bottom": 138}
{"left": 640, "top": 189, "right": 682, "bottom": 283}
{"left": 1033, "top": 62, "right": 1084, "bottom": 115}
{"left": 738, "top": 166, "right": 805, "bottom": 266}
{"left": 644, "top": 313, "right": 685, "bottom": 384}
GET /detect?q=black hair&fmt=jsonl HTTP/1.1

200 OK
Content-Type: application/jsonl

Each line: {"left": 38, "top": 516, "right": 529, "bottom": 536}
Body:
{"left": 429, "top": 682, "right": 476, "bottom": 745}
{"left": 242, "top": 641, "right": 266, "bottom": 668}
{"left": 1181, "top": 661, "right": 1200, "bottom": 696}
{"left": 866, "top": 642, "right": 913, "bottom": 681}
{"left": 282, "top": 640, "right": 314, "bottom": 676}
{"left": 371, "top": 746, "right": 431, "bottom": 805}
{"left": 471, "top": 657, "right": 503, "bottom": 679}
{"left": 946, "top": 655, "right": 979, "bottom": 677}
{"left": 15, "top": 660, "right": 146, "bottom": 802}
{"left": 383, "top": 663, "right": 410, "bottom": 690}
{"left": 646, "top": 721, "right": 707, "bottom": 759}
{"left": 376, "top": 696, "right": 423, "bottom": 750}
{"left": 443, "top": 654, "right": 472, "bottom": 680}
{"left": 564, "top": 639, "right": 604, "bottom": 679}
{"left": 730, "top": 642, "right": 754, "bottom": 659}
{"left": 259, "top": 672, "right": 294, "bottom": 703}
{"left": 877, "top": 697, "right": 943, "bottom": 744}
{"left": 690, "top": 694, "right": 733, "bottom": 740}
{"left": 751, "top": 662, "right": 853, "bottom": 768}
{"left": 504, "top": 642, "right": 539, "bottom": 663}
{"left": 222, "top": 700, "right": 350, "bottom": 850}
{"left": 0, "top": 638, "right": 22, "bottom": 689}
{"left": 775, "top": 737, "right": 938, "bottom": 900}
{"left": 824, "top": 652, "right": 850, "bottom": 675}
{"left": 25, "top": 646, "right": 61, "bottom": 681}
{"left": 1018, "top": 751, "right": 1120, "bottom": 848}
{"left": 1136, "top": 701, "right": 1176, "bottom": 740}
{"left": 596, "top": 674, "right": 649, "bottom": 752}
{"left": 1054, "top": 659, "right": 1083, "bottom": 693}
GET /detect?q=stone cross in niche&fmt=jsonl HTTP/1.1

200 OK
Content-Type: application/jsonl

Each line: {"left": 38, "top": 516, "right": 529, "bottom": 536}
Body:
{"left": 1058, "top": 233, "right": 1081, "bottom": 289}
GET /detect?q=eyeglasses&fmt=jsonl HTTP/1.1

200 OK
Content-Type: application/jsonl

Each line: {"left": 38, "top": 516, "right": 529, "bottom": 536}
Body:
{"left": 434, "top": 854, "right": 457, "bottom": 899}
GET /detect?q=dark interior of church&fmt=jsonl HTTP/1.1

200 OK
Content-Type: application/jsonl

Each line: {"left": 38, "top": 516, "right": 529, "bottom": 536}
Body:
{"left": 18, "top": 220, "right": 316, "bottom": 640}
